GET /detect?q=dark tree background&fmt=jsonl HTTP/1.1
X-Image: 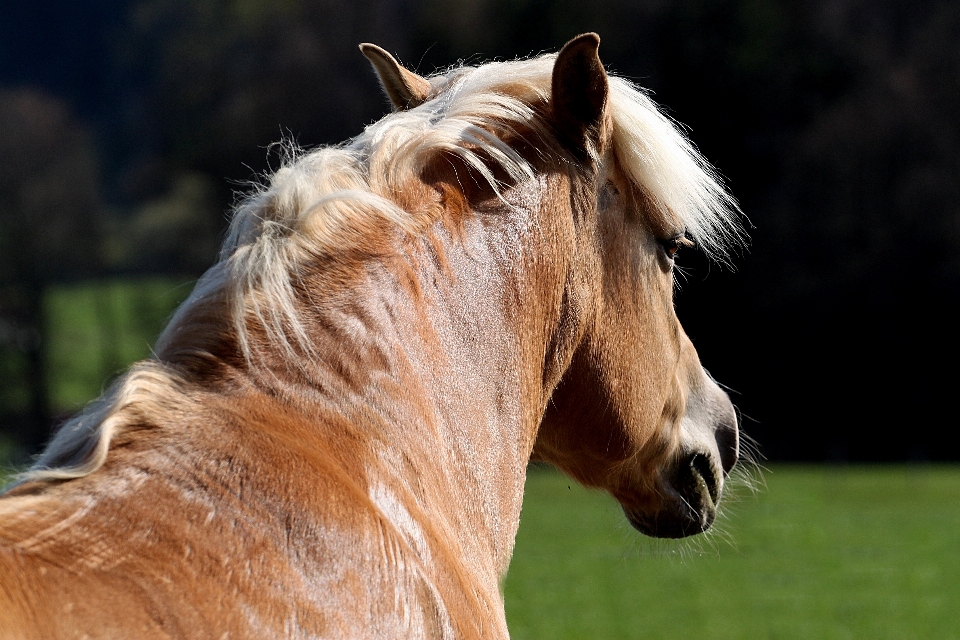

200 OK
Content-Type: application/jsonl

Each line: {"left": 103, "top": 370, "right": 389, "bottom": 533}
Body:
{"left": 1, "top": 0, "right": 957, "bottom": 461}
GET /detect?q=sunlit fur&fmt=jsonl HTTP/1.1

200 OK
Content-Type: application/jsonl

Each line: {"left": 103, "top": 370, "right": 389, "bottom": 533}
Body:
{"left": 2, "top": 36, "right": 743, "bottom": 639}
{"left": 20, "top": 56, "right": 740, "bottom": 485}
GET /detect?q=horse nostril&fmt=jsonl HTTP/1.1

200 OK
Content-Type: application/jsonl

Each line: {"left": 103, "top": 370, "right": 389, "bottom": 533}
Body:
{"left": 688, "top": 452, "right": 719, "bottom": 504}
{"left": 715, "top": 421, "right": 739, "bottom": 476}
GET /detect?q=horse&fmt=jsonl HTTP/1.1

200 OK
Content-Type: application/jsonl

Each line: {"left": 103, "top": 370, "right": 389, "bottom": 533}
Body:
{"left": 0, "top": 33, "right": 744, "bottom": 638}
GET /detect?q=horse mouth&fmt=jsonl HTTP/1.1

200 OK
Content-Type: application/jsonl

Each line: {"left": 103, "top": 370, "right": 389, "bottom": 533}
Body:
{"left": 621, "top": 452, "right": 721, "bottom": 539}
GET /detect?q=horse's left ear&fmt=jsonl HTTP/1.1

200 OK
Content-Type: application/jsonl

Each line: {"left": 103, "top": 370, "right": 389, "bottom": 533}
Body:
{"left": 359, "top": 43, "right": 431, "bottom": 111}
{"left": 551, "top": 33, "right": 608, "bottom": 153}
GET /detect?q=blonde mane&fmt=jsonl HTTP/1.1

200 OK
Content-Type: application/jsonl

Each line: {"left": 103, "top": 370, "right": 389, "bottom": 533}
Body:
{"left": 15, "top": 54, "right": 743, "bottom": 486}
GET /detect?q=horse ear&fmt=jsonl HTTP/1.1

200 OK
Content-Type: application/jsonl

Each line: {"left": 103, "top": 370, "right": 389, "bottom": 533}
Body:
{"left": 359, "top": 43, "right": 431, "bottom": 111}
{"left": 551, "top": 33, "right": 608, "bottom": 152}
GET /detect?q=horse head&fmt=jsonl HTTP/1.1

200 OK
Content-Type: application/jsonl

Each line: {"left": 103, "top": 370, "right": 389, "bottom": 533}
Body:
{"left": 531, "top": 34, "right": 741, "bottom": 538}
{"left": 363, "top": 34, "right": 743, "bottom": 539}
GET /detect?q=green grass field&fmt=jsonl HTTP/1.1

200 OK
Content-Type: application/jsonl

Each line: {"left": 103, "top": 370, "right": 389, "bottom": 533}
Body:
{"left": 505, "top": 465, "right": 960, "bottom": 639}
{"left": 1, "top": 278, "right": 192, "bottom": 466}
{"left": 44, "top": 278, "right": 192, "bottom": 410}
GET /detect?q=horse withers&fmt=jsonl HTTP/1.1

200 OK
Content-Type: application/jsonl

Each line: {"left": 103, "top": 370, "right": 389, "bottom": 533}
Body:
{"left": 0, "top": 34, "right": 744, "bottom": 638}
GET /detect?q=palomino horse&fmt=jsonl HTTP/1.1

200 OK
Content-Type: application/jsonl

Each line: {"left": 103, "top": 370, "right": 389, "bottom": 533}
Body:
{"left": 0, "top": 34, "right": 743, "bottom": 638}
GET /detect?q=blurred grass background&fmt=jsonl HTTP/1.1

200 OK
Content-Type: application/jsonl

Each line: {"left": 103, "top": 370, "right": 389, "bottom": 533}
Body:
{"left": 0, "top": 278, "right": 188, "bottom": 464}
{"left": 504, "top": 465, "right": 960, "bottom": 639}
{"left": 43, "top": 279, "right": 189, "bottom": 407}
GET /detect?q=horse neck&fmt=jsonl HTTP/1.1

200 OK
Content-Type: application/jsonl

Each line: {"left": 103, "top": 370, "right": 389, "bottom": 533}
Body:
{"left": 258, "top": 208, "right": 557, "bottom": 579}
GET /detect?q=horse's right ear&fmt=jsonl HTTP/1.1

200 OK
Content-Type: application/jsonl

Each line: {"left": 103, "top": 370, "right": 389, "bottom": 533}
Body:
{"left": 551, "top": 33, "right": 608, "bottom": 153}
{"left": 359, "top": 44, "right": 431, "bottom": 111}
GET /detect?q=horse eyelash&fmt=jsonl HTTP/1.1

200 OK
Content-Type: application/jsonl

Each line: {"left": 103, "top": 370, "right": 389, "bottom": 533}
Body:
{"left": 659, "top": 233, "right": 694, "bottom": 259}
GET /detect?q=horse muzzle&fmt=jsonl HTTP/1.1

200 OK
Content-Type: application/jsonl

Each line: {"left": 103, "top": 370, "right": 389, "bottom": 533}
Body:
{"left": 622, "top": 450, "right": 725, "bottom": 538}
{"left": 624, "top": 382, "right": 739, "bottom": 539}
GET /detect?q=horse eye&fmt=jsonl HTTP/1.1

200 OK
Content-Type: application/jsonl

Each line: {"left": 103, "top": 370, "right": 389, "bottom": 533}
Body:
{"left": 659, "top": 234, "right": 693, "bottom": 259}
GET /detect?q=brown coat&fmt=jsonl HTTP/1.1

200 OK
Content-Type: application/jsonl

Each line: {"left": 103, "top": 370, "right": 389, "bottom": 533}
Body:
{"left": 0, "top": 34, "right": 741, "bottom": 639}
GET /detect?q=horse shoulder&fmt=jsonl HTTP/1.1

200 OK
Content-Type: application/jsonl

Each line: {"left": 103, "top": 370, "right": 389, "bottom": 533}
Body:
{"left": 0, "top": 518, "right": 177, "bottom": 639}
{"left": 0, "top": 545, "right": 47, "bottom": 640}
{"left": 0, "top": 384, "right": 496, "bottom": 637}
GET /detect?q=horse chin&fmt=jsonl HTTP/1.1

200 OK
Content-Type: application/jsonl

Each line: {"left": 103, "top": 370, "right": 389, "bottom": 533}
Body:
{"left": 621, "top": 452, "right": 721, "bottom": 539}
